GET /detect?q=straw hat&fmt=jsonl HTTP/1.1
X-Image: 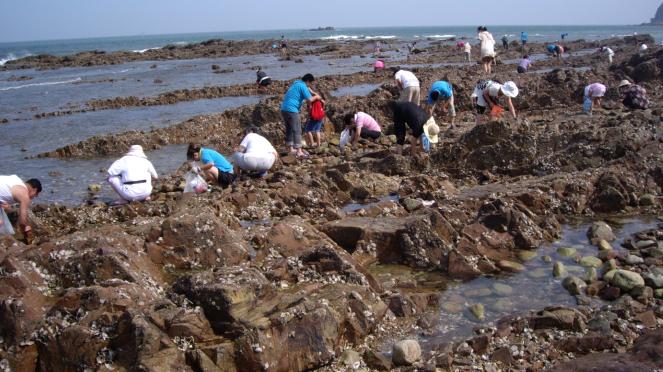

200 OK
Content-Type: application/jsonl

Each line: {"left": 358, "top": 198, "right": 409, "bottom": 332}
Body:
{"left": 618, "top": 80, "right": 632, "bottom": 88}
{"left": 501, "top": 81, "right": 519, "bottom": 98}
{"left": 423, "top": 118, "right": 440, "bottom": 144}
{"left": 125, "top": 145, "right": 146, "bottom": 158}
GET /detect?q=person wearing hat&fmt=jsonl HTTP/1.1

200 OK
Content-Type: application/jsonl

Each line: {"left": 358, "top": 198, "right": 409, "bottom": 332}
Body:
{"left": 583, "top": 82, "right": 606, "bottom": 115}
{"left": 471, "top": 80, "right": 519, "bottom": 124}
{"left": 233, "top": 126, "right": 279, "bottom": 178}
{"left": 186, "top": 144, "right": 235, "bottom": 188}
{"left": 343, "top": 112, "right": 382, "bottom": 149}
{"left": 392, "top": 68, "right": 421, "bottom": 105}
{"left": 427, "top": 80, "right": 456, "bottom": 128}
{"left": 387, "top": 101, "right": 439, "bottom": 156}
{"left": 618, "top": 80, "right": 649, "bottom": 110}
{"left": 281, "top": 73, "right": 321, "bottom": 158}
{"left": 107, "top": 145, "right": 158, "bottom": 205}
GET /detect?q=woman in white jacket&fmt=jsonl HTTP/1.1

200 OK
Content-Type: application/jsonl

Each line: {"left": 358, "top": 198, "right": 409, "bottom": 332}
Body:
{"left": 107, "top": 145, "right": 158, "bottom": 205}
{"left": 478, "top": 26, "right": 496, "bottom": 74}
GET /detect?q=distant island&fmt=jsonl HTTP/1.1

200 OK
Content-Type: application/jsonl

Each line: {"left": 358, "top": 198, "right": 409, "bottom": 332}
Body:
{"left": 642, "top": 2, "right": 663, "bottom": 25}
{"left": 307, "top": 26, "right": 335, "bottom": 31}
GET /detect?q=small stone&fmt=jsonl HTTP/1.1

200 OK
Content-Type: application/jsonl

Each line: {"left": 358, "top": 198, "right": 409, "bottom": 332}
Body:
{"left": 625, "top": 255, "right": 644, "bottom": 265}
{"left": 498, "top": 260, "right": 525, "bottom": 273}
{"left": 644, "top": 273, "right": 663, "bottom": 288}
{"left": 610, "top": 270, "right": 645, "bottom": 292}
{"left": 527, "top": 268, "right": 548, "bottom": 278}
{"left": 579, "top": 256, "right": 603, "bottom": 268}
{"left": 392, "top": 340, "right": 422, "bottom": 366}
{"left": 468, "top": 303, "right": 485, "bottom": 321}
{"left": 541, "top": 255, "right": 553, "bottom": 263}
{"left": 518, "top": 250, "right": 538, "bottom": 261}
{"left": 489, "top": 299, "right": 512, "bottom": 312}
{"left": 587, "top": 221, "right": 616, "bottom": 243}
{"left": 387, "top": 135, "right": 398, "bottom": 144}
{"left": 562, "top": 276, "right": 587, "bottom": 295}
{"left": 635, "top": 240, "right": 657, "bottom": 249}
{"left": 442, "top": 301, "right": 464, "bottom": 314}
{"left": 598, "top": 240, "right": 612, "bottom": 251}
{"left": 465, "top": 288, "right": 492, "bottom": 297}
{"left": 584, "top": 267, "right": 598, "bottom": 282}
{"left": 639, "top": 194, "right": 656, "bottom": 206}
{"left": 602, "top": 259, "right": 618, "bottom": 275}
{"left": 556, "top": 247, "right": 577, "bottom": 257}
{"left": 492, "top": 283, "right": 513, "bottom": 296}
{"left": 553, "top": 261, "right": 567, "bottom": 278}
{"left": 402, "top": 198, "right": 422, "bottom": 212}
{"left": 603, "top": 269, "right": 618, "bottom": 282}
{"left": 363, "top": 350, "right": 392, "bottom": 371}
{"left": 340, "top": 350, "right": 362, "bottom": 368}
{"left": 88, "top": 184, "right": 102, "bottom": 192}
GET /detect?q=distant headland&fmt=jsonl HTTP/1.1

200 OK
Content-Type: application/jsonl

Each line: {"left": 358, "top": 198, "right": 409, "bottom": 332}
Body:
{"left": 643, "top": 2, "right": 663, "bottom": 25}
{"left": 307, "top": 26, "right": 335, "bottom": 31}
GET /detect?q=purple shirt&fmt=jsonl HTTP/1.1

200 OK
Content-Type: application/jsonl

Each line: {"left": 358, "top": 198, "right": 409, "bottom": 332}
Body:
{"left": 354, "top": 112, "right": 381, "bottom": 132}
{"left": 518, "top": 58, "right": 532, "bottom": 70}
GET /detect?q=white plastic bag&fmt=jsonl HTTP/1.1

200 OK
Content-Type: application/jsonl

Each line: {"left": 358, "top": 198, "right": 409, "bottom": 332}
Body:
{"left": 339, "top": 129, "right": 351, "bottom": 151}
{"left": 0, "top": 209, "right": 14, "bottom": 236}
{"left": 183, "top": 171, "right": 207, "bottom": 193}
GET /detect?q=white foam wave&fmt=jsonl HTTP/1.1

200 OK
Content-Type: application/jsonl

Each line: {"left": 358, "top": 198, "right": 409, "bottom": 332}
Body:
{"left": 424, "top": 34, "right": 456, "bottom": 39}
{"left": 0, "top": 77, "right": 82, "bottom": 91}
{"left": 321, "top": 35, "right": 360, "bottom": 40}
{"left": 364, "top": 35, "right": 397, "bottom": 40}
{"left": 0, "top": 53, "right": 32, "bottom": 66}
{"left": 132, "top": 47, "right": 160, "bottom": 53}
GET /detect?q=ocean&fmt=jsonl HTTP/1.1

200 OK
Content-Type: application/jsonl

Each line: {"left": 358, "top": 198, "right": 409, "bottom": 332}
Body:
{"left": 2, "top": 25, "right": 663, "bottom": 65}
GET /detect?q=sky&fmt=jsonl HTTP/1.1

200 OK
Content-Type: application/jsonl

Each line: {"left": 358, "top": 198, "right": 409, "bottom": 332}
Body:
{"left": 1, "top": 0, "right": 661, "bottom": 42}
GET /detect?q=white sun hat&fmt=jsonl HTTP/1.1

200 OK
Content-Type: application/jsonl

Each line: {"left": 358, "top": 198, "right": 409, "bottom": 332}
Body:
{"left": 501, "top": 81, "right": 519, "bottom": 98}
{"left": 618, "top": 80, "right": 632, "bottom": 88}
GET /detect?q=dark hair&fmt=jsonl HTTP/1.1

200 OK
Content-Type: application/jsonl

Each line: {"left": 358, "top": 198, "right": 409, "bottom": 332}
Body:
{"left": 186, "top": 143, "right": 201, "bottom": 160}
{"left": 343, "top": 113, "right": 355, "bottom": 125}
{"left": 302, "top": 73, "right": 315, "bottom": 82}
{"left": 430, "top": 91, "right": 440, "bottom": 102}
{"left": 25, "top": 179, "right": 42, "bottom": 194}
{"left": 245, "top": 125, "right": 260, "bottom": 135}
{"left": 523, "top": 55, "right": 529, "bottom": 59}
{"left": 391, "top": 67, "right": 400, "bottom": 76}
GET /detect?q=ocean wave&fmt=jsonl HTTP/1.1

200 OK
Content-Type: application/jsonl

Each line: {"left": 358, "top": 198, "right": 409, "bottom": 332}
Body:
{"left": 0, "top": 52, "right": 32, "bottom": 66}
{"left": 424, "top": 34, "right": 456, "bottom": 39}
{"left": 364, "top": 35, "right": 397, "bottom": 40}
{"left": 320, "top": 35, "right": 360, "bottom": 40}
{"left": 132, "top": 47, "right": 160, "bottom": 53}
{"left": 0, "top": 77, "right": 82, "bottom": 91}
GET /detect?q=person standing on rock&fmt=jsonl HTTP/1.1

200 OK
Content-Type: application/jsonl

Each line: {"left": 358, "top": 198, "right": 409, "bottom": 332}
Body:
{"left": 343, "top": 112, "right": 382, "bottom": 149}
{"left": 107, "top": 145, "right": 158, "bottom": 205}
{"left": 186, "top": 144, "right": 235, "bottom": 188}
{"left": 464, "top": 41, "right": 472, "bottom": 62}
{"left": 583, "top": 82, "right": 606, "bottom": 115}
{"left": 501, "top": 35, "right": 509, "bottom": 50}
{"left": 387, "top": 101, "right": 439, "bottom": 156}
{"left": 392, "top": 68, "right": 421, "bottom": 105}
{"left": 0, "top": 175, "right": 41, "bottom": 240}
{"left": 427, "top": 80, "right": 456, "bottom": 128}
{"left": 233, "top": 126, "right": 278, "bottom": 178}
{"left": 520, "top": 31, "right": 528, "bottom": 51}
{"left": 471, "top": 80, "right": 519, "bottom": 124}
{"left": 478, "top": 26, "right": 496, "bottom": 74}
{"left": 281, "top": 73, "right": 321, "bottom": 158}
{"left": 255, "top": 67, "right": 271, "bottom": 94}
{"left": 618, "top": 80, "right": 649, "bottom": 110}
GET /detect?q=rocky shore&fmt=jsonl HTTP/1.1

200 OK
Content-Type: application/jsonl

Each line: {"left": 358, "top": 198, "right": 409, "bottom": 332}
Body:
{"left": 2, "top": 35, "right": 663, "bottom": 371}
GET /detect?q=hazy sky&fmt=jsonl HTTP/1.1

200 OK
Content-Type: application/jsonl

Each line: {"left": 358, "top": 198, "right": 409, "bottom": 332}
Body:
{"left": 1, "top": 0, "right": 661, "bottom": 42}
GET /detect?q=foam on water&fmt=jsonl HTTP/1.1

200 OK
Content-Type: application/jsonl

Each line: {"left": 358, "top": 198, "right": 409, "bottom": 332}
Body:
{"left": 0, "top": 77, "right": 82, "bottom": 91}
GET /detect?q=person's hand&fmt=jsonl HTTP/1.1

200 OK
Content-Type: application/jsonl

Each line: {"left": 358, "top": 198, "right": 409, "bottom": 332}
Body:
{"left": 24, "top": 226, "right": 33, "bottom": 244}
{"left": 0, "top": 201, "right": 8, "bottom": 210}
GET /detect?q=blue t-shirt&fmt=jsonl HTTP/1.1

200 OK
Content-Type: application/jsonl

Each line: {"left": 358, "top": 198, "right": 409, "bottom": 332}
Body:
{"left": 200, "top": 148, "right": 233, "bottom": 174}
{"left": 547, "top": 44, "right": 556, "bottom": 53}
{"left": 280, "top": 80, "right": 312, "bottom": 113}
{"left": 427, "top": 81, "right": 453, "bottom": 104}
{"left": 521, "top": 33, "right": 528, "bottom": 41}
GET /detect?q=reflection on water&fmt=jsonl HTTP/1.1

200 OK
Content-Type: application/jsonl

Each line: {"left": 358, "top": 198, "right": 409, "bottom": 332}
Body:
{"left": 330, "top": 83, "right": 382, "bottom": 97}
{"left": 341, "top": 194, "right": 400, "bottom": 213}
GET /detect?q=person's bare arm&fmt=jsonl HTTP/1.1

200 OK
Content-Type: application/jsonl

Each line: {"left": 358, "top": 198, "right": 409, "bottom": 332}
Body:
{"left": 353, "top": 127, "right": 362, "bottom": 146}
{"left": 482, "top": 90, "right": 493, "bottom": 108}
{"left": 11, "top": 186, "right": 31, "bottom": 230}
{"left": 507, "top": 97, "right": 517, "bottom": 118}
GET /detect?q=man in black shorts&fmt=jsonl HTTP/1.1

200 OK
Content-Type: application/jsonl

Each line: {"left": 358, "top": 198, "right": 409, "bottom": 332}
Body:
{"left": 387, "top": 101, "right": 439, "bottom": 156}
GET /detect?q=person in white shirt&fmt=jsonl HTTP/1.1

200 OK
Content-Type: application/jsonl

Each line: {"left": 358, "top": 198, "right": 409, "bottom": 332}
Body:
{"left": 478, "top": 26, "right": 496, "bottom": 74}
{"left": 233, "top": 126, "right": 278, "bottom": 177}
{"left": 0, "top": 175, "right": 41, "bottom": 239}
{"left": 107, "top": 145, "right": 158, "bottom": 205}
{"left": 601, "top": 46, "right": 615, "bottom": 64}
{"left": 392, "top": 68, "right": 421, "bottom": 105}
{"left": 464, "top": 42, "right": 472, "bottom": 62}
{"left": 471, "top": 80, "right": 519, "bottom": 124}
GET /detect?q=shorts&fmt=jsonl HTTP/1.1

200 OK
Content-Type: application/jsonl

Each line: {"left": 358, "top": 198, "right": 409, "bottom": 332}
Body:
{"left": 258, "top": 77, "right": 272, "bottom": 87}
{"left": 305, "top": 119, "right": 323, "bottom": 133}
{"left": 517, "top": 66, "right": 527, "bottom": 74}
{"left": 217, "top": 171, "right": 236, "bottom": 189}
{"left": 476, "top": 105, "right": 487, "bottom": 115}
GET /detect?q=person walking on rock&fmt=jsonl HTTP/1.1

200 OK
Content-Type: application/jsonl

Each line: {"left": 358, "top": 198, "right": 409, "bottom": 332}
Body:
{"left": 478, "top": 26, "right": 496, "bottom": 74}
{"left": 520, "top": 32, "right": 528, "bottom": 50}
{"left": 107, "top": 145, "right": 158, "bottom": 205}
{"left": 281, "top": 73, "right": 321, "bottom": 158}
{"left": 583, "top": 82, "right": 606, "bottom": 115}
{"left": 392, "top": 68, "right": 421, "bottom": 105}
{"left": 233, "top": 126, "right": 278, "bottom": 178}
{"left": 387, "top": 101, "right": 439, "bottom": 156}
{"left": 427, "top": 80, "right": 456, "bottom": 128}
{"left": 472, "top": 80, "right": 519, "bottom": 124}
{"left": 187, "top": 144, "right": 235, "bottom": 188}
{"left": 0, "top": 175, "right": 41, "bottom": 240}
{"left": 618, "top": 80, "right": 649, "bottom": 110}
{"left": 343, "top": 112, "right": 382, "bottom": 149}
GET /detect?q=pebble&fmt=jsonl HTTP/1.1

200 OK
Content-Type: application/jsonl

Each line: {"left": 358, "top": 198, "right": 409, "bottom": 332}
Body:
{"left": 598, "top": 239, "right": 612, "bottom": 251}
{"left": 498, "top": 260, "right": 525, "bottom": 273}
{"left": 465, "top": 288, "right": 493, "bottom": 297}
{"left": 492, "top": 283, "right": 514, "bottom": 296}
{"left": 610, "top": 270, "right": 645, "bottom": 291}
{"left": 562, "top": 276, "right": 587, "bottom": 295}
{"left": 639, "top": 194, "right": 656, "bottom": 206}
{"left": 340, "top": 350, "right": 362, "bottom": 369}
{"left": 584, "top": 267, "right": 598, "bottom": 282}
{"left": 518, "top": 250, "right": 538, "bottom": 261}
{"left": 556, "top": 247, "right": 577, "bottom": 257}
{"left": 468, "top": 303, "right": 485, "bottom": 321}
{"left": 392, "top": 340, "right": 421, "bottom": 366}
{"left": 553, "top": 261, "right": 567, "bottom": 278}
{"left": 541, "top": 255, "right": 553, "bottom": 263}
{"left": 579, "top": 256, "right": 603, "bottom": 268}
{"left": 625, "top": 254, "right": 644, "bottom": 265}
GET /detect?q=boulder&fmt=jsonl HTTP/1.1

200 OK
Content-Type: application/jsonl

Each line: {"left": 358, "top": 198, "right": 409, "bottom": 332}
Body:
{"left": 610, "top": 270, "right": 645, "bottom": 292}
{"left": 587, "top": 221, "right": 616, "bottom": 244}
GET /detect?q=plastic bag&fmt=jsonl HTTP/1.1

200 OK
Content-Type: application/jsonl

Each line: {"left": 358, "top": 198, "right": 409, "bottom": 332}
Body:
{"left": 583, "top": 97, "right": 592, "bottom": 113}
{"left": 420, "top": 133, "right": 431, "bottom": 153}
{"left": 339, "top": 129, "right": 351, "bottom": 151}
{"left": 183, "top": 171, "right": 207, "bottom": 193}
{"left": 0, "top": 209, "right": 14, "bottom": 236}
{"left": 490, "top": 105, "right": 504, "bottom": 119}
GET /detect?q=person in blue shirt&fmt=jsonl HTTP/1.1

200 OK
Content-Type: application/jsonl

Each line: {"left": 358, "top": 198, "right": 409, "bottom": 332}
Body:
{"left": 186, "top": 143, "right": 235, "bottom": 188}
{"left": 520, "top": 32, "right": 528, "bottom": 50}
{"left": 427, "top": 80, "right": 456, "bottom": 128}
{"left": 281, "top": 73, "right": 321, "bottom": 158}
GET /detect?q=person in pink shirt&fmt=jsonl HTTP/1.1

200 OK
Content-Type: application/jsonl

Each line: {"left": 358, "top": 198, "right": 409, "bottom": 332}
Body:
{"left": 343, "top": 112, "right": 382, "bottom": 148}
{"left": 583, "top": 83, "right": 607, "bottom": 115}
{"left": 374, "top": 60, "right": 385, "bottom": 73}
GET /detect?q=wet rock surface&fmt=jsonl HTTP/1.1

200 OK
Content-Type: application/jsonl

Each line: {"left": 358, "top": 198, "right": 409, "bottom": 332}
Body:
{"left": 2, "top": 35, "right": 663, "bottom": 371}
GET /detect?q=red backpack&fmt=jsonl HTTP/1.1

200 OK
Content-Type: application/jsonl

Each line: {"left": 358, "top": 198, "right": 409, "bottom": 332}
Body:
{"left": 310, "top": 100, "right": 325, "bottom": 121}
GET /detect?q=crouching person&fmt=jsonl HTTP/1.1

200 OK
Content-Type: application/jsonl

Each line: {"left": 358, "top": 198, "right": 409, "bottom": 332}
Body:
{"left": 107, "top": 145, "right": 158, "bottom": 205}
{"left": 233, "top": 126, "right": 278, "bottom": 178}
{"left": 0, "top": 175, "right": 41, "bottom": 240}
{"left": 186, "top": 143, "right": 235, "bottom": 188}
